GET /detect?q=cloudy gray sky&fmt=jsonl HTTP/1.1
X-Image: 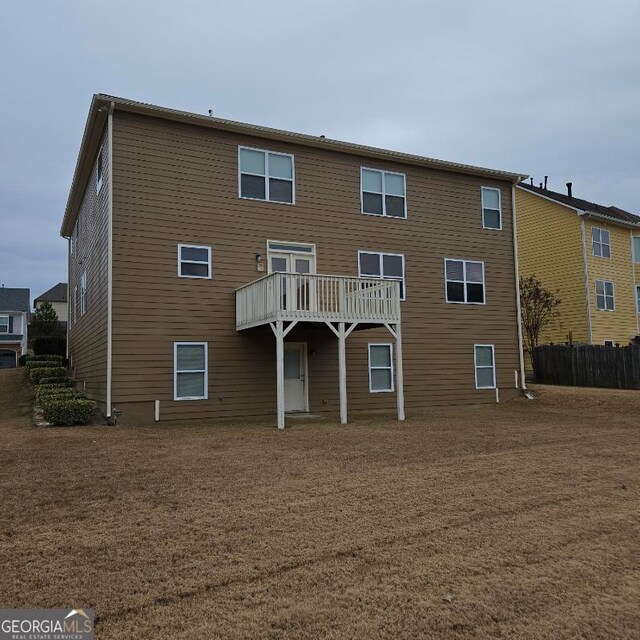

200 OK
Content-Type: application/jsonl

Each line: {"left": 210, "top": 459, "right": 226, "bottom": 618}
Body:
{"left": 1, "top": 0, "right": 639, "bottom": 300}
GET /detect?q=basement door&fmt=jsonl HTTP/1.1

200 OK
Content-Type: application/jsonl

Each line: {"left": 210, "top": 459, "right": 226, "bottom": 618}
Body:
{"left": 284, "top": 343, "right": 308, "bottom": 412}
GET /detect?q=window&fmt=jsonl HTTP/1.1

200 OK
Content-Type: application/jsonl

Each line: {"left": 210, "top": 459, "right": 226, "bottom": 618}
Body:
{"left": 358, "top": 251, "right": 405, "bottom": 299}
{"left": 603, "top": 340, "right": 615, "bottom": 347}
{"left": 591, "top": 227, "right": 611, "bottom": 258}
{"left": 633, "top": 237, "right": 640, "bottom": 263}
{"left": 445, "top": 259, "right": 485, "bottom": 304}
{"left": 79, "top": 272, "right": 87, "bottom": 315}
{"left": 481, "top": 187, "right": 502, "bottom": 230}
{"left": 368, "top": 344, "right": 394, "bottom": 392}
{"left": 636, "top": 285, "right": 640, "bottom": 312}
{"left": 595, "top": 280, "right": 615, "bottom": 311}
{"left": 0, "top": 316, "right": 8, "bottom": 334}
{"left": 96, "top": 147, "right": 104, "bottom": 193}
{"left": 73, "top": 286, "right": 77, "bottom": 324}
{"left": 474, "top": 345, "right": 496, "bottom": 389}
{"left": 239, "top": 147, "right": 294, "bottom": 203}
{"left": 178, "top": 244, "right": 212, "bottom": 279}
{"left": 174, "top": 342, "right": 208, "bottom": 400}
{"left": 361, "top": 168, "right": 406, "bottom": 218}
{"left": 71, "top": 222, "right": 77, "bottom": 257}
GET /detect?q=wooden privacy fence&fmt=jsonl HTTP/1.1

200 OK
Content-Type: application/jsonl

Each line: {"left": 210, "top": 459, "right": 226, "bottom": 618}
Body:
{"left": 533, "top": 344, "right": 640, "bottom": 389}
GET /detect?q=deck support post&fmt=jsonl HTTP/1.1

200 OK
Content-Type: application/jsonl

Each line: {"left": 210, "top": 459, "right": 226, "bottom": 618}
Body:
{"left": 273, "top": 320, "right": 285, "bottom": 430}
{"left": 338, "top": 322, "right": 347, "bottom": 424}
{"left": 394, "top": 322, "right": 405, "bottom": 421}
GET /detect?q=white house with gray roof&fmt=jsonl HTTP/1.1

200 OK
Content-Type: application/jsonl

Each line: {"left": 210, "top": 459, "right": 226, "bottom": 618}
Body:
{"left": 0, "top": 287, "right": 30, "bottom": 367}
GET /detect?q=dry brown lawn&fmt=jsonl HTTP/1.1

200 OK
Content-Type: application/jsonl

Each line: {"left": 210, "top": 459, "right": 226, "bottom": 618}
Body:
{"left": 0, "top": 369, "right": 638, "bottom": 639}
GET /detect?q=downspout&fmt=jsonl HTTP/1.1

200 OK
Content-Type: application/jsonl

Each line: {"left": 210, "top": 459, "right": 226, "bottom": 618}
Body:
{"left": 579, "top": 214, "right": 593, "bottom": 344}
{"left": 66, "top": 237, "right": 70, "bottom": 361}
{"left": 631, "top": 230, "right": 640, "bottom": 335}
{"left": 106, "top": 102, "right": 114, "bottom": 417}
{"left": 511, "top": 184, "right": 527, "bottom": 391}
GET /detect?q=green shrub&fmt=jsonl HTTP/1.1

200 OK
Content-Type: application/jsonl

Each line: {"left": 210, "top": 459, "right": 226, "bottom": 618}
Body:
{"left": 39, "top": 376, "right": 74, "bottom": 386}
{"left": 26, "top": 360, "right": 62, "bottom": 369}
{"left": 37, "top": 382, "right": 75, "bottom": 392}
{"left": 18, "top": 354, "right": 27, "bottom": 367}
{"left": 41, "top": 399, "right": 96, "bottom": 426}
{"left": 30, "top": 367, "right": 67, "bottom": 384}
{"left": 36, "top": 388, "right": 85, "bottom": 403}
{"left": 26, "top": 355, "right": 64, "bottom": 364}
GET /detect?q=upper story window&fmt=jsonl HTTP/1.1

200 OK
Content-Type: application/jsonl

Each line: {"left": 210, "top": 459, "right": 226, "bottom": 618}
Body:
{"left": 636, "top": 285, "right": 640, "bottom": 312}
{"left": 358, "top": 251, "right": 405, "bottom": 299}
{"left": 96, "top": 147, "right": 104, "bottom": 193}
{"left": 481, "top": 187, "right": 502, "bottom": 230}
{"left": 239, "top": 147, "right": 294, "bottom": 204}
{"left": 0, "top": 315, "right": 8, "bottom": 334}
{"left": 474, "top": 345, "right": 496, "bottom": 389}
{"left": 70, "top": 222, "right": 77, "bottom": 257}
{"left": 178, "top": 244, "right": 212, "bottom": 279}
{"left": 361, "top": 168, "right": 406, "bottom": 218}
{"left": 595, "top": 279, "right": 615, "bottom": 311}
{"left": 80, "top": 272, "right": 87, "bottom": 316}
{"left": 633, "top": 236, "right": 640, "bottom": 263}
{"left": 445, "top": 259, "right": 485, "bottom": 304}
{"left": 592, "top": 227, "right": 611, "bottom": 258}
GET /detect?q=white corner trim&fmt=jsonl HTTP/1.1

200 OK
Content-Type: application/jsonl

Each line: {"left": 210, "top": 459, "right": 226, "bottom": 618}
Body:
{"left": 511, "top": 185, "right": 526, "bottom": 389}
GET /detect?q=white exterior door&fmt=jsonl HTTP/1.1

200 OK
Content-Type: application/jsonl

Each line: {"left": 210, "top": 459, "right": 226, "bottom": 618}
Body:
{"left": 268, "top": 242, "right": 316, "bottom": 312}
{"left": 284, "top": 343, "right": 307, "bottom": 412}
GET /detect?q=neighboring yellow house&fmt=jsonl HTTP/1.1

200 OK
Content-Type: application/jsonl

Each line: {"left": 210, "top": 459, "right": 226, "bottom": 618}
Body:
{"left": 516, "top": 183, "right": 640, "bottom": 350}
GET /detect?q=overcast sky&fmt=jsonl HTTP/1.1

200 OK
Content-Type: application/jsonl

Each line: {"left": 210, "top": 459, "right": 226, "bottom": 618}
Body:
{"left": 1, "top": 0, "right": 639, "bottom": 300}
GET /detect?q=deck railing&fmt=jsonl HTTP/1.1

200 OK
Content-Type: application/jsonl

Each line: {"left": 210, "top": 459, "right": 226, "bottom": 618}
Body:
{"left": 236, "top": 272, "right": 401, "bottom": 330}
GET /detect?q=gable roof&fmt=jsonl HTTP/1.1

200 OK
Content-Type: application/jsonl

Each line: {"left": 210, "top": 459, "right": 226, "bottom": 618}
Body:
{"left": 61, "top": 94, "right": 528, "bottom": 236}
{"left": 0, "top": 288, "right": 30, "bottom": 312}
{"left": 35, "top": 282, "right": 68, "bottom": 304}
{"left": 518, "top": 183, "right": 640, "bottom": 227}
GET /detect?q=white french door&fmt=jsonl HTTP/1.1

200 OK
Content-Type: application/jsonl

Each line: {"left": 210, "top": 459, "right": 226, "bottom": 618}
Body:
{"left": 267, "top": 241, "right": 316, "bottom": 312}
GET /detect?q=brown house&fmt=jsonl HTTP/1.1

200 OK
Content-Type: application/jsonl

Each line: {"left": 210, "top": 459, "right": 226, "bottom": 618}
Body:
{"left": 61, "top": 95, "right": 527, "bottom": 427}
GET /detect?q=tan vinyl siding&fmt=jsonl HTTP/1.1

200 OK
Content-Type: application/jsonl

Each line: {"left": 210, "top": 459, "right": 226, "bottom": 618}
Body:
{"left": 67, "top": 127, "right": 110, "bottom": 410}
{"left": 107, "top": 111, "right": 519, "bottom": 423}
{"left": 516, "top": 189, "right": 589, "bottom": 345}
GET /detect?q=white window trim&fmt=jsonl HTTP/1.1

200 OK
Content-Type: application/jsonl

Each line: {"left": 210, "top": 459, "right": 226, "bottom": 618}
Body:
{"left": 636, "top": 284, "right": 640, "bottom": 313}
{"left": 444, "top": 258, "right": 486, "bottom": 305}
{"left": 0, "top": 315, "right": 9, "bottom": 334}
{"left": 267, "top": 240, "right": 316, "bottom": 274}
{"left": 238, "top": 146, "right": 295, "bottom": 205}
{"left": 474, "top": 344, "right": 496, "bottom": 389}
{"left": 174, "top": 342, "right": 208, "bottom": 401}
{"left": 79, "top": 272, "right": 87, "bottom": 316}
{"left": 96, "top": 146, "right": 104, "bottom": 194}
{"left": 368, "top": 343, "right": 394, "bottom": 393}
{"left": 595, "top": 279, "right": 615, "bottom": 312}
{"left": 360, "top": 167, "right": 407, "bottom": 219}
{"left": 591, "top": 226, "right": 611, "bottom": 259}
{"left": 178, "top": 244, "right": 212, "bottom": 279}
{"left": 357, "top": 250, "right": 406, "bottom": 301}
{"left": 481, "top": 187, "right": 502, "bottom": 230}
{"left": 633, "top": 236, "right": 640, "bottom": 264}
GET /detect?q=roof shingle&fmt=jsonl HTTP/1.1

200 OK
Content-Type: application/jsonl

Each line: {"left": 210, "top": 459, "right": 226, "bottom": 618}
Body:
{"left": 0, "top": 288, "right": 30, "bottom": 313}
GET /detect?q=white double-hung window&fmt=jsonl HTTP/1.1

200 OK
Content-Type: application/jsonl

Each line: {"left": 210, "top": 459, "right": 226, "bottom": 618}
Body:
{"left": 239, "top": 147, "right": 294, "bottom": 203}
{"left": 174, "top": 342, "right": 208, "bottom": 400}
{"left": 178, "top": 245, "right": 212, "bottom": 279}
{"left": 79, "top": 272, "right": 87, "bottom": 316}
{"left": 361, "top": 168, "right": 406, "bottom": 218}
{"left": 368, "top": 344, "right": 394, "bottom": 392}
{"left": 592, "top": 227, "right": 611, "bottom": 258}
{"left": 481, "top": 187, "right": 502, "bottom": 230}
{"left": 445, "top": 259, "right": 485, "bottom": 304}
{"left": 474, "top": 345, "right": 496, "bottom": 389}
{"left": 358, "top": 251, "right": 405, "bottom": 299}
{"left": 595, "top": 280, "right": 615, "bottom": 311}
{"left": 0, "top": 316, "right": 9, "bottom": 334}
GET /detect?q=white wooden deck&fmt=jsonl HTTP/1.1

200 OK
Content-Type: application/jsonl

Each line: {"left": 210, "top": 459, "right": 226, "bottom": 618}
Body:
{"left": 236, "top": 272, "right": 401, "bottom": 330}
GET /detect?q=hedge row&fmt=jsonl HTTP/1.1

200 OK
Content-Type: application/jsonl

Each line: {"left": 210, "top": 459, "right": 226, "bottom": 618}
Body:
{"left": 41, "top": 399, "right": 96, "bottom": 426}
{"left": 26, "top": 355, "right": 64, "bottom": 364}
{"left": 30, "top": 367, "right": 68, "bottom": 385}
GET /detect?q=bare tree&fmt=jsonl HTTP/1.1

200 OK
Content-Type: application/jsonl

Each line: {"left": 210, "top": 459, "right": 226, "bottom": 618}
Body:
{"left": 520, "top": 276, "right": 561, "bottom": 353}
